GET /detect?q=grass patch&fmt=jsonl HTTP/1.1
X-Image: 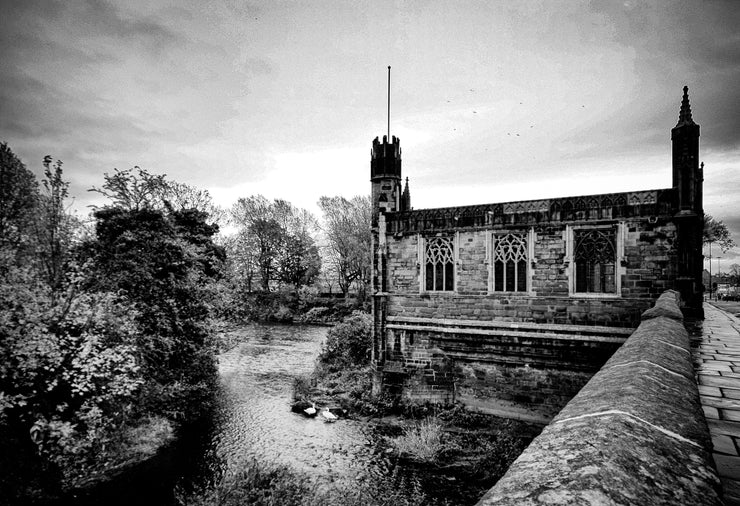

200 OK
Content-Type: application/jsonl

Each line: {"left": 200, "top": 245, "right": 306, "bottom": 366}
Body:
{"left": 392, "top": 418, "right": 444, "bottom": 462}
{"left": 177, "top": 458, "right": 435, "bottom": 506}
{"left": 178, "top": 459, "right": 313, "bottom": 506}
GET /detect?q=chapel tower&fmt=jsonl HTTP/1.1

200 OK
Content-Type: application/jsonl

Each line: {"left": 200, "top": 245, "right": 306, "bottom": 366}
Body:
{"left": 671, "top": 85, "right": 704, "bottom": 316}
{"left": 672, "top": 86, "right": 702, "bottom": 214}
{"left": 370, "top": 135, "right": 404, "bottom": 223}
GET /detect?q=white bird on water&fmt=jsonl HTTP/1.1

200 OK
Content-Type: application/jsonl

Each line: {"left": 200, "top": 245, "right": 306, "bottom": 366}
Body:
{"left": 321, "top": 408, "right": 338, "bottom": 423}
{"left": 303, "top": 403, "right": 317, "bottom": 417}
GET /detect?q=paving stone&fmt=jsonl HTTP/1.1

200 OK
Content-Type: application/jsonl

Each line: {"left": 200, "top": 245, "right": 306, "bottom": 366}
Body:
{"left": 724, "top": 390, "right": 740, "bottom": 400}
{"left": 714, "top": 454, "right": 740, "bottom": 479}
{"left": 709, "top": 414, "right": 740, "bottom": 439}
{"left": 712, "top": 434, "right": 738, "bottom": 455}
{"left": 700, "top": 385, "right": 723, "bottom": 397}
{"left": 702, "top": 363, "right": 735, "bottom": 371}
{"left": 700, "top": 375, "right": 740, "bottom": 390}
{"left": 705, "top": 406, "right": 721, "bottom": 419}
{"left": 702, "top": 396, "right": 740, "bottom": 409}
{"left": 691, "top": 304, "right": 740, "bottom": 503}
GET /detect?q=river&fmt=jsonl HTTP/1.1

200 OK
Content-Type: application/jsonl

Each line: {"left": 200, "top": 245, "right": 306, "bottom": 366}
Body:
{"left": 66, "top": 323, "right": 485, "bottom": 505}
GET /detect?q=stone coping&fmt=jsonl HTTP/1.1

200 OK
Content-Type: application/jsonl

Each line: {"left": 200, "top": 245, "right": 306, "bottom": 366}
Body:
{"left": 477, "top": 290, "right": 722, "bottom": 505}
{"left": 385, "top": 324, "right": 628, "bottom": 344}
{"left": 387, "top": 315, "right": 635, "bottom": 336}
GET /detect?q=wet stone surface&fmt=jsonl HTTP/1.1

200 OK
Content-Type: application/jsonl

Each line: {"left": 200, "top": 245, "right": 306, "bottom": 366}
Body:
{"left": 691, "top": 302, "right": 740, "bottom": 506}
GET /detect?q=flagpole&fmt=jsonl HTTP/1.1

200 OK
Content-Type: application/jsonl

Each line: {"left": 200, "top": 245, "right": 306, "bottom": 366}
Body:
{"left": 387, "top": 66, "right": 391, "bottom": 141}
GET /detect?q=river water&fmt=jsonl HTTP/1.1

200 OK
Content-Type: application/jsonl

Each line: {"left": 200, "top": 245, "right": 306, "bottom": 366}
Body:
{"left": 68, "top": 323, "right": 484, "bottom": 505}
{"left": 204, "top": 323, "right": 398, "bottom": 489}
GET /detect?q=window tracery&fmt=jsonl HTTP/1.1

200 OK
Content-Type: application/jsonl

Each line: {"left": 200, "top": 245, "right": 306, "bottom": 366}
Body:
{"left": 574, "top": 228, "right": 616, "bottom": 293}
{"left": 492, "top": 233, "right": 528, "bottom": 292}
{"left": 425, "top": 236, "right": 454, "bottom": 291}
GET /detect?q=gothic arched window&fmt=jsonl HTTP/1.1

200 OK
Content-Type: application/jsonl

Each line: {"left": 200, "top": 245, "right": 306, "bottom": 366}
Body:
{"left": 574, "top": 228, "right": 616, "bottom": 293}
{"left": 492, "top": 233, "right": 528, "bottom": 292}
{"left": 425, "top": 236, "right": 454, "bottom": 291}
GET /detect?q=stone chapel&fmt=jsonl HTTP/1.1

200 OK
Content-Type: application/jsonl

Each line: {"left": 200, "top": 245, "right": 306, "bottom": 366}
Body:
{"left": 369, "top": 87, "right": 704, "bottom": 419}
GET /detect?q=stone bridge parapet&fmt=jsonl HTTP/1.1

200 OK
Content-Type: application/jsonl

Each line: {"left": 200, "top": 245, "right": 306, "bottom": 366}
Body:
{"left": 477, "top": 290, "right": 722, "bottom": 505}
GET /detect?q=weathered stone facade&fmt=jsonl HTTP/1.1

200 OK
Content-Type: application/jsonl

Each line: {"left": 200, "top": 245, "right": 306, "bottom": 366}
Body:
{"left": 370, "top": 87, "right": 704, "bottom": 420}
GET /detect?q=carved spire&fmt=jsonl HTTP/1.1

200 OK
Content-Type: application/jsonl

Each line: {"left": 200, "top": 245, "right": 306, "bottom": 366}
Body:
{"left": 401, "top": 177, "right": 411, "bottom": 211}
{"left": 676, "top": 85, "right": 695, "bottom": 127}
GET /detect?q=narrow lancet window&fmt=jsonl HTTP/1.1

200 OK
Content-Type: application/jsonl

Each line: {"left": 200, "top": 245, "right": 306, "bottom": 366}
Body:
{"left": 425, "top": 236, "right": 454, "bottom": 291}
{"left": 492, "top": 233, "right": 528, "bottom": 292}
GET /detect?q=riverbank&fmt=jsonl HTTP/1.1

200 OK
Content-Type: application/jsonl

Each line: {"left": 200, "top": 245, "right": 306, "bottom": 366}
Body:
{"left": 63, "top": 417, "right": 176, "bottom": 491}
{"left": 35, "top": 318, "right": 540, "bottom": 506}
{"left": 286, "top": 313, "right": 542, "bottom": 504}
{"left": 221, "top": 289, "right": 368, "bottom": 325}
{"left": 0, "top": 415, "right": 176, "bottom": 505}
{"left": 293, "top": 368, "right": 540, "bottom": 499}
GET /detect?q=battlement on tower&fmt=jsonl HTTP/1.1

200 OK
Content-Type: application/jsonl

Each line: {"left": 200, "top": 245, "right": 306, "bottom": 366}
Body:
{"left": 371, "top": 135, "right": 402, "bottom": 180}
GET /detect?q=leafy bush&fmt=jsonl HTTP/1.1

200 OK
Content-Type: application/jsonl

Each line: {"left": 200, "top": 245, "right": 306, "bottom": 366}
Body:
{"left": 0, "top": 264, "right": 147, "bottom": 485}
{"left": 79, "top": 206, "right": 224, "bottom": 421}
{"left": 318, "top": 312, "right": 372, "bottom": 369}
{"left": 300, "top": 306, "right": 330, "bottom": 323}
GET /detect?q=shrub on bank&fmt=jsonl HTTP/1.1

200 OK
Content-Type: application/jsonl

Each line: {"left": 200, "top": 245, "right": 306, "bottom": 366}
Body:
{"left": 219, "top": 286, "right": 369, "bottom": 325}
{"left": 177, "top": 458, "right": 432, "bottom": 506}
{"left": 318, "top": 312, "right": 372, "bottom": 369}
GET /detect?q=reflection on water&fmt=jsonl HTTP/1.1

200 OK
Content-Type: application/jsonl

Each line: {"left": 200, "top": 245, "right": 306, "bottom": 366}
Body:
{"left": 201, "top": 324, "right": 394, "bottom": 485}
{"left": 67, "top": 323, "right": 485, "bottom": 505}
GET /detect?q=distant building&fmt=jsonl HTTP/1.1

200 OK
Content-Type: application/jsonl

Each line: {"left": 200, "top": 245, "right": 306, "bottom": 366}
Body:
{"left": 369, "top": 87, "right": 704, "bottom": 416}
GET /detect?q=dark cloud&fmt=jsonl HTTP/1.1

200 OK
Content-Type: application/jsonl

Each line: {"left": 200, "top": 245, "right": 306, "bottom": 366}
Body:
{"left": 1, "top": 0, "right": 183, "bottom": 60}
{"left": 73, "top": 0, "right": 182, "bottom": 52}
{"left": 588, "top": 0, "right": 740, "bottom": 151}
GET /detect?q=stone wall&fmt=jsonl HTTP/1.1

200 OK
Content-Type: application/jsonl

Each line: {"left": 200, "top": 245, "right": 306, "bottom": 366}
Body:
{"left": 377, "top": 314, "right": 632, "bottom": 421}
{"left": 383, "top": 209, "right": 679, "bottom": 327}
{"left": 372, "top": 189, "right": 688, "bottom": 416}
{"left": 477, "top": 291, "right": 722, "bottom": 505}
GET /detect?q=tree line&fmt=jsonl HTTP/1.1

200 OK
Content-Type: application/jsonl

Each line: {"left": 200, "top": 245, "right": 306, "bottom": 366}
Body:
{"left": 0, "top": 142, "right": 371, "bottom": 500}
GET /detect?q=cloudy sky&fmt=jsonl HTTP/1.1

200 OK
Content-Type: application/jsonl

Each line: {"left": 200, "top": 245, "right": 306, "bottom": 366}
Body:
{"left": 2, "top": 0, "right": 739, "bottom": 266}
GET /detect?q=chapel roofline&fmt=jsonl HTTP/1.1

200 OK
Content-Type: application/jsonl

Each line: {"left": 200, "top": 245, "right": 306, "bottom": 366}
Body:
{"left": 388, "top": 187, "right": 674, "bottom": 217}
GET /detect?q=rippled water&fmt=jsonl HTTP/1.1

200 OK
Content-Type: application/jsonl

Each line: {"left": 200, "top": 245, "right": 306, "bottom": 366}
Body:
{"left": 208, "top": 323, "right": 394, "bottom": 484}
{"left": 69, "top": 323, "right": 484, "bottom": 505}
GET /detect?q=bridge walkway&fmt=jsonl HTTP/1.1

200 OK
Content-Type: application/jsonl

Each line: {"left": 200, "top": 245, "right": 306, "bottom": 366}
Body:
{"left": 693, "top": 301, "right": 740, "bottom": 506}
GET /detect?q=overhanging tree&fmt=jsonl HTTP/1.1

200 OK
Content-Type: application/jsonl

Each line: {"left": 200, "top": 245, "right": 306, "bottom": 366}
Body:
{"left": 84, "top": 170, "right": 225, "bottom": 420}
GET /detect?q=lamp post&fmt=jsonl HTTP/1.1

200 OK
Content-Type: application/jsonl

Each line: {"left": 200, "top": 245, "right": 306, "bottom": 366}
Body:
{"left": 708, "top": 242, "right": 713, "bottom": 301}
{"left": 717, "top": 256, "right": 722, "bottom": 300}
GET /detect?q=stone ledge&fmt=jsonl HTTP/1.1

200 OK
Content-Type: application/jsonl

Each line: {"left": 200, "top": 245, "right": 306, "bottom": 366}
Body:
{"left": 478, "top": 290, "right": 722, "bottom": 505}
{"left": 387, "top": 315, "right": 635, "bottom": 335}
